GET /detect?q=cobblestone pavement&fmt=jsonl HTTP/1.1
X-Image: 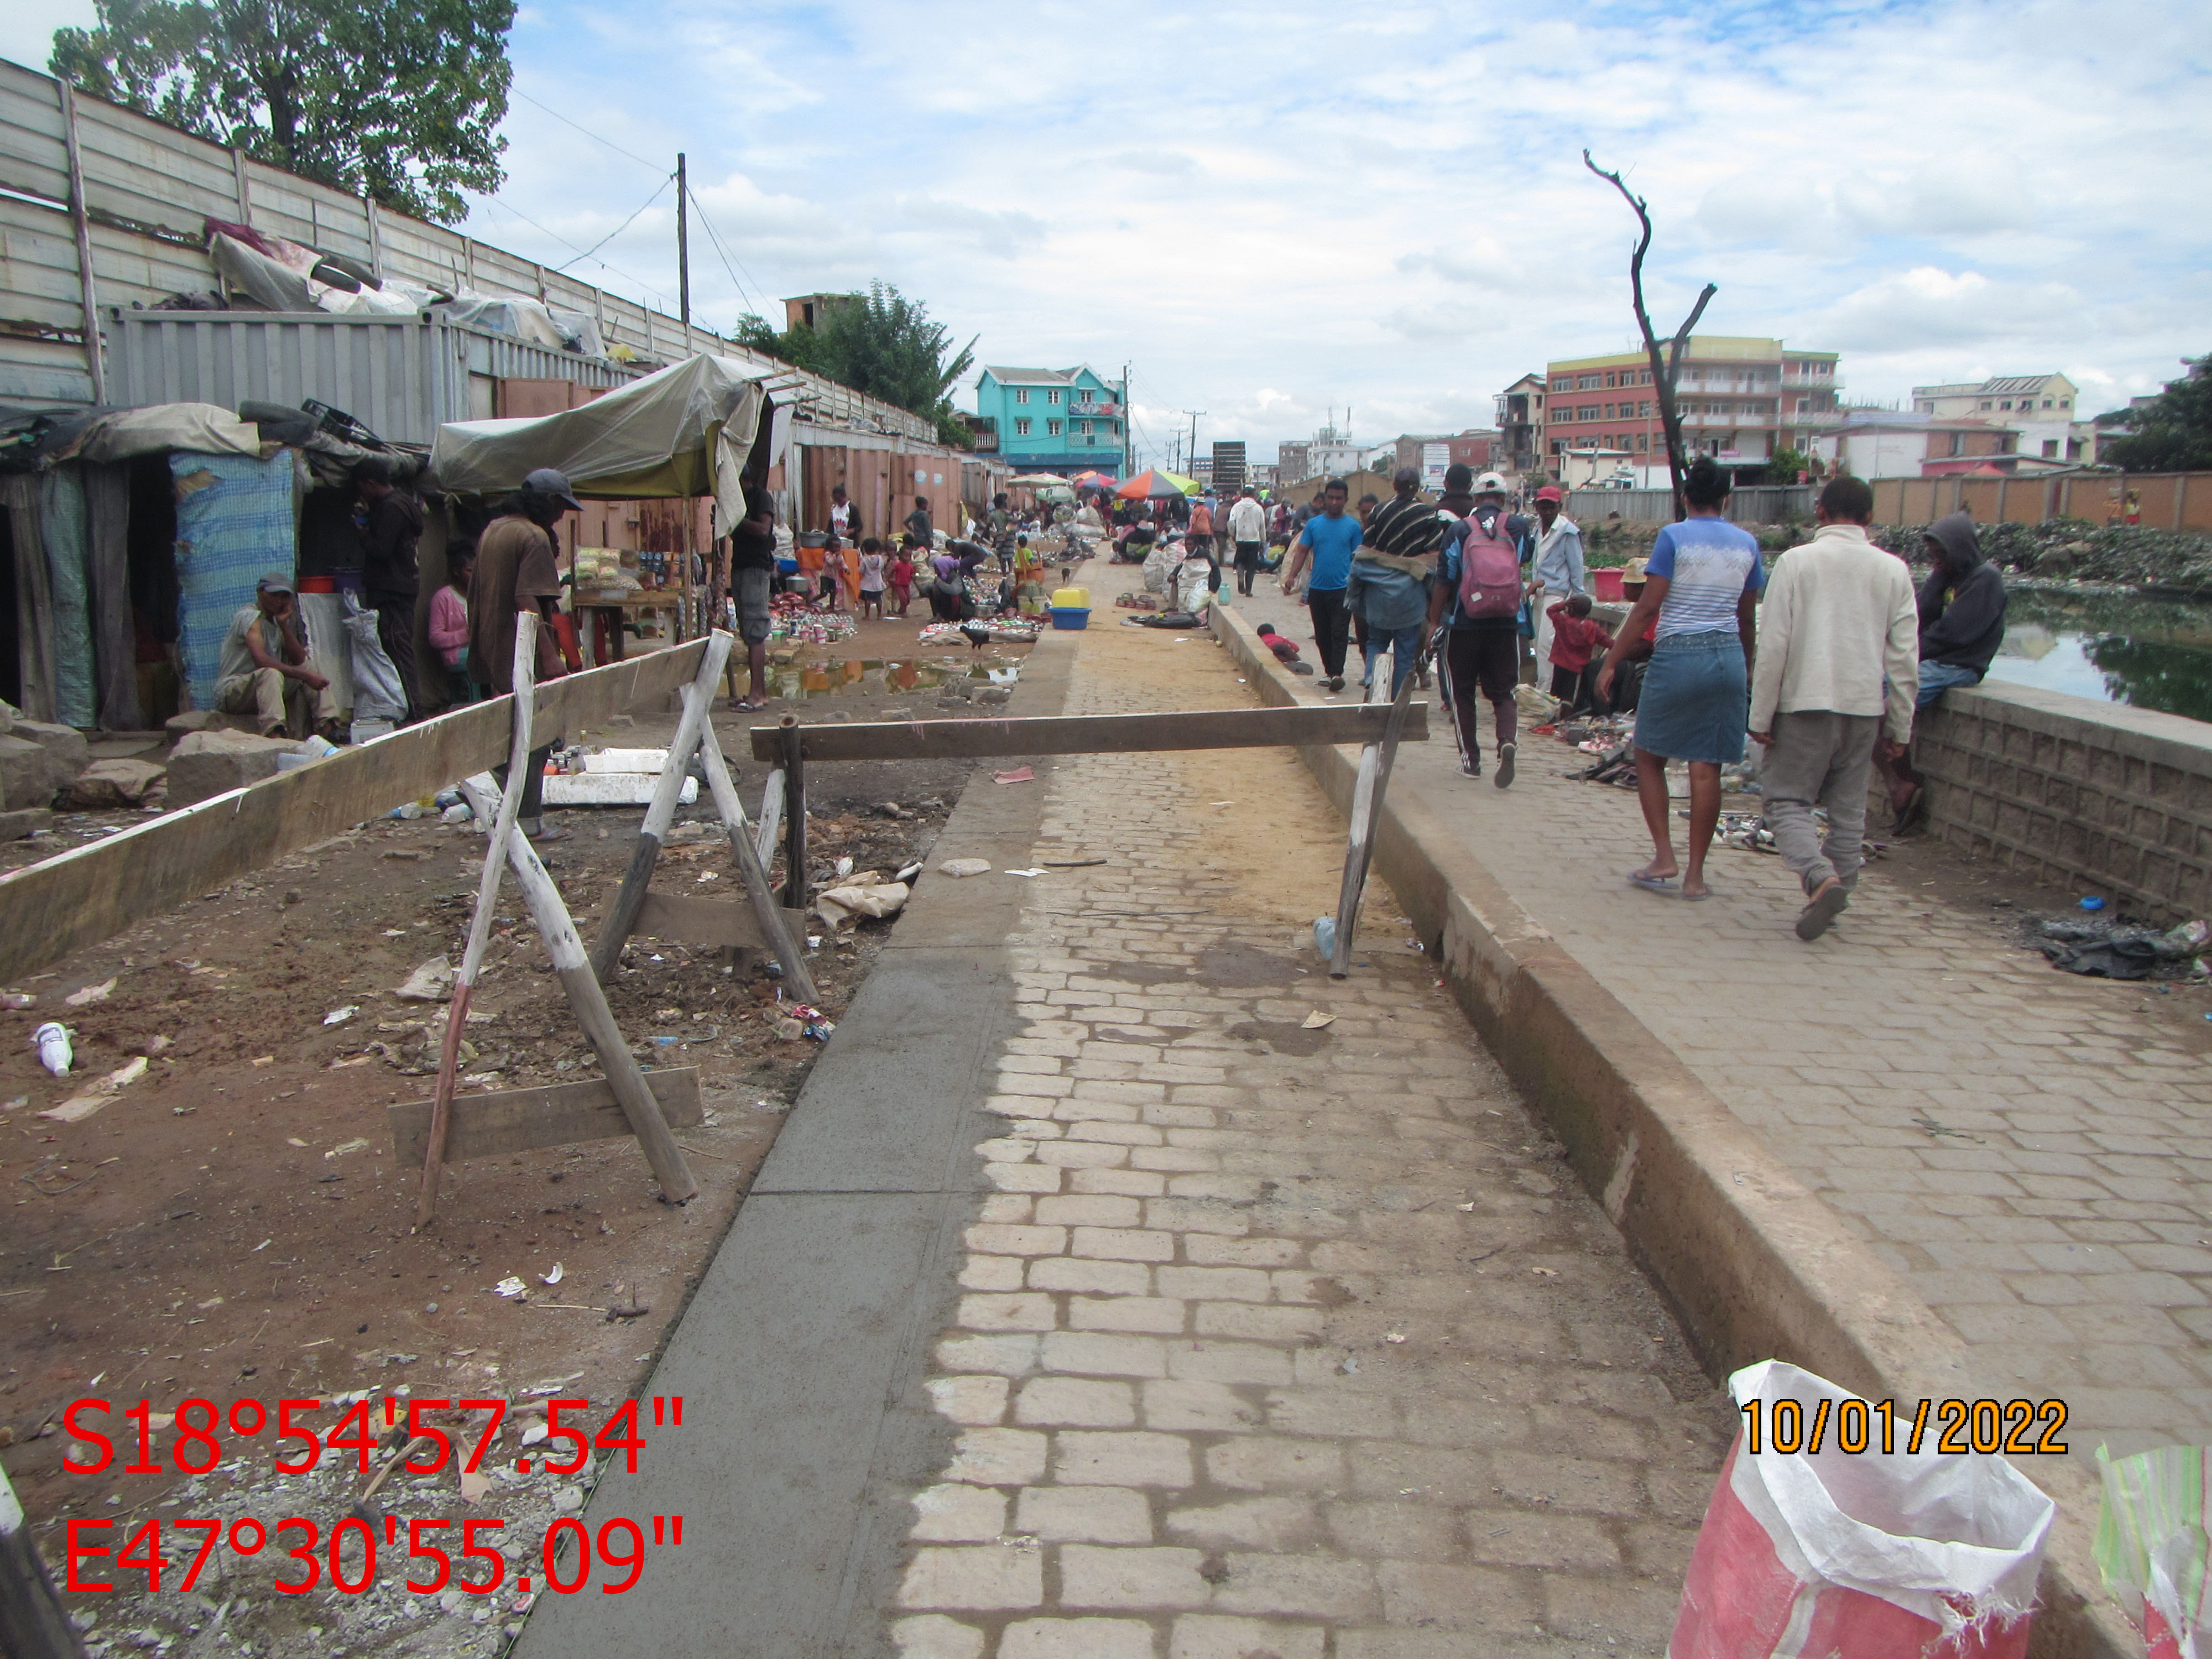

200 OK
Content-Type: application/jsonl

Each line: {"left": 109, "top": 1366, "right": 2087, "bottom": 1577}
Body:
{"left": 889, "top": 623, "right": 1733, "bottom": 1658}
{"left": 1232, "top": 578, "right": 2212, "bottom": 1469}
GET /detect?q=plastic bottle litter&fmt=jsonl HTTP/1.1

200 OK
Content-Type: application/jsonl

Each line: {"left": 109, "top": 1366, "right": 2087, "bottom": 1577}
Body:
{"left": 34, "top": 1021, "right": 72, "bottom": 1077}
{"left": 440, "top": 803, "right": 473, "bottom": 825}
{"left": 1312, "top": 916, "right": 1338, "bottom": 960}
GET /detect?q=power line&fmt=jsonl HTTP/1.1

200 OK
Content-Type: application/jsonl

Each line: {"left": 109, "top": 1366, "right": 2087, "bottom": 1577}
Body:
{"left": 479, "top": 194, "right": 674, "bottom": 314}
{"left": 553, "top": 174, "right": 675, "bottom": 273}
{"left": 683, "top": 185, "right": 769, "bottom": 321}
{"left": 513, "top": 88, "right": 664, "bottom": 173}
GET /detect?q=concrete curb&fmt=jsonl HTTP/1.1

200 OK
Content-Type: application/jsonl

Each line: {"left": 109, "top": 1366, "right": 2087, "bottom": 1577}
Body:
{"left": 1207, "top": 604, "right": 2131, "bottom": 1659}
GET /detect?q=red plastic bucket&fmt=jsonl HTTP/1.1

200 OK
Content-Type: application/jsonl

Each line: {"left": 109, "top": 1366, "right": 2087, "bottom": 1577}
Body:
{"left": 1592, "top": 567, "right": 1624, "bottom": 602}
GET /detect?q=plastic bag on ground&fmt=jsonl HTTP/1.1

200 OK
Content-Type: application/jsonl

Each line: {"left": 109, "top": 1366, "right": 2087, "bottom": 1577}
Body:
{"left": 1671, "top": 1360, "right": 2054, "bottom": 1659}
{"left": 2096, "top": 1443, "right": 2212, "bottom": 1657}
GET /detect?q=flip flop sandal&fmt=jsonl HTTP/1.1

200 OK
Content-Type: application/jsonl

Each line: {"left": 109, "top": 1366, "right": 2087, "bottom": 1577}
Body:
{"left": 1681, "top": 887, "right": 1715, "bottom": 901}
{"left": 1796, "top": 881, "right": 1850, "bottom": 940}
{"left": 1627, "top": 870, "right": 1678, "bottom": 894}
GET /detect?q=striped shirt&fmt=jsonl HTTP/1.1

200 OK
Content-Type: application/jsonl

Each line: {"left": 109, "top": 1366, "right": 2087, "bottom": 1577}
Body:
{"left": 1647, "top": 516, "right": 1765, "bottom": 638}
{"left": 1361, "top": 493, "right": 1447, "bottom": 559}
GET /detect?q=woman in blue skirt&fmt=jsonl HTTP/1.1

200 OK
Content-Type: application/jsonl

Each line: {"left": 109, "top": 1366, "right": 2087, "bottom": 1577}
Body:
{"left": 1596, "top": 456, "right": 1765, "bottom": 900}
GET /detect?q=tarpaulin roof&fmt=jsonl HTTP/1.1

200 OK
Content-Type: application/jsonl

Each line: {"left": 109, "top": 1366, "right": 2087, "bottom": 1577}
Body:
{"left": 428, "top": 354, "right": 766, "bottom": 533}
{"left": 56, "top": 403, "right": 267, "bottom": 463}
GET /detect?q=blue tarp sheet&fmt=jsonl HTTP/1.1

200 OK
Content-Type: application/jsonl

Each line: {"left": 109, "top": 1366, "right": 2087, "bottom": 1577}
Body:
{"left": 171, "top": 451, "right": 294, "bottom": 709}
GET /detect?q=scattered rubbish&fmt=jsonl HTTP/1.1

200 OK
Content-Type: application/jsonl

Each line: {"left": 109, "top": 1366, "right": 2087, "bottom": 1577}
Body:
{"left": 325, "top": 1138, "right": 371, "bottom": 1159}
{"left": 1338, "top": 1356, "right": 1359, "bottom": 1375}
{"left": 805, "top": 1021, "right": 836, "bottom": 1040}
{"left": 250, "top": 1054, "right": 274, "bottom": 1066}
{"left": 1457, "top": 1202, "right": 1476, "bottom": 1212}
{"left": 323, "top": 1005, "right": 360, "bottom": 1025}
{"left": 1301, "top": 1011, "right": 1335, "bottom": 1030}
{"left": 286, "top": 1137, "right": 307, "bottom": 1147}
{"left": 1, "top": 992, "right": 34, "bottom": 1010}
{"left": 834, "top": 855, "right": 855, "bottom": 878}
{"left": 519, "top": 1421, "right": 549, "bottom": 1446}
{"left": 1531, "top": 1266, "right": 1560, "bottom": 1277}
{"left": 394, "top": 955, "right": 455, "bottom": 1001}
{"left": 993, "top": 766, "right": 1036, "bottom": 785}
{"left": 938, "top": 858, "right": 992, "bottom": 878}
{"left": 2079, "top": 895, "right": 2106, "bottom": 911}
{"left": 774, "top": 1018, "right": 804, "bottom": 1042}
{"left": 494, "top": 1277, "right": 527, "bottom": 1298}
{"left": 1041, "top": 858, "right": 1107, "bottom": 868}
{"left": 896, "top": 862, "right": 924, "bottom": 884}
{"left": 1312, "top": 916, "right": 1337, "bottom": 959}
{"left": 64, "top": 977, "right": 116, "bottom": 1008}
{"left": 36, "top": 1055, "right": 149, "bottom": 1123}
{"left": 540, "top": 1263, "right": 564, "bottom": 1286}
{"left": 33, "top": 1021, "right": 72, "bottom": 1077}
{"left": 441, "top": 802, "right": 474, "bottom": 825}
{"left": 2032, "top": 913, "right": 2209, "bottom": 979}
{"left": 815, "top": 880, "right": 909, "bottom": 927}
{"left": 1385, "top": 1332, "right": 1406, "bottom": 1344}
{"left": 1005, "top": 868, "right": 1045, "bottom": 879}
{"left": 252, "top": 1238, "right": 270, "bottom": 1252}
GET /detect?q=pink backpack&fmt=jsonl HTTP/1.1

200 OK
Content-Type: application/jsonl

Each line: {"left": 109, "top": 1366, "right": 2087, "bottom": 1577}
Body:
{"left": 1458, "top": 518, "right": 1522, "bottom": 618}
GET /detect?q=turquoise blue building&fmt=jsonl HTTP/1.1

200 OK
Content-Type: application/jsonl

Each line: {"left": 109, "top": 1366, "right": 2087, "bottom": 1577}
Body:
{"left": 972, "top": 365, "right": 1126, "bottom": 477}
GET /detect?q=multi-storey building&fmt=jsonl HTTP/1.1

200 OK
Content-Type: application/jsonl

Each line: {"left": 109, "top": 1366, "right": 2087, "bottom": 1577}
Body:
{"left": 1494, "top": 375, "right": 1545, "bottom": 474}
{"left": 1539, "top": 337, "right": 1844, "bottom": 478}
{"left": 1385, "top": 431, "right": 1500, "bottom": 487}
{"left": 972, "top": 366, "right": 1127, "bottom": 475}
{"left": 1910, "top": 374, "right": 2094, "bottom": 463}
{"left": 1277, "top": 421, "right": 1365, "bottom": 485}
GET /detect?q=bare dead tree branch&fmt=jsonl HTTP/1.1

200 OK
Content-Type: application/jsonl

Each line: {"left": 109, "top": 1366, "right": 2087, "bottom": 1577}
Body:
{"left": 1584, "top": 149, "right": 1718, "bottom": 522}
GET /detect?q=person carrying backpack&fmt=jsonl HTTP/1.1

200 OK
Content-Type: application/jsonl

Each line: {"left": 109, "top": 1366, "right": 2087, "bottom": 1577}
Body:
{"left": 1425, "top": 468, "right": 1524, "bottom": 786}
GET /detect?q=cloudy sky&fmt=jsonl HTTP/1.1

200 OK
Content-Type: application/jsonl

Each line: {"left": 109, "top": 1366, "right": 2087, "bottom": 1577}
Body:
{"left": 11, "top": 0, "right": 2206, "bottom": 468}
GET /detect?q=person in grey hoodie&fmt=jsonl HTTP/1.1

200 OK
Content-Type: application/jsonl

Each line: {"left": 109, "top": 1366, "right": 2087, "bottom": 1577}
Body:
{"left": 1874, "top": 510, "right": 2007, "bottom": 830}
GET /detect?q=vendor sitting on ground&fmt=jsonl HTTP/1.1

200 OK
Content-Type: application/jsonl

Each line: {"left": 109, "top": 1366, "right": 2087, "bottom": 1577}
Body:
{"left": 1255, "top": 621, "right": 1316, "bottom": 675}
{"left": 214, "top": 573, "right": 339, "bottom": 739}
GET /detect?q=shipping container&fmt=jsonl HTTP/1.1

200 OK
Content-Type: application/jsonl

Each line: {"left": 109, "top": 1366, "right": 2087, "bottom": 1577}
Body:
{"left": 103, "top": 309, "right": 636, "bottom": 447}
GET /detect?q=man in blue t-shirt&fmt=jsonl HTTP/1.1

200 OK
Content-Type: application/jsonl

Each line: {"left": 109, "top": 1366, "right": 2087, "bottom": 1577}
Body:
{"left": 1279, "top": 477, "right": 1361, "bottom": 690}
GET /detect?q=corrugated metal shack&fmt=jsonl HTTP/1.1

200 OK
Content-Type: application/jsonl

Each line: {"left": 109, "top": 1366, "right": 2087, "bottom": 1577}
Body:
{"left": 0, "top": 56, "right": 1005, "bottom": 728}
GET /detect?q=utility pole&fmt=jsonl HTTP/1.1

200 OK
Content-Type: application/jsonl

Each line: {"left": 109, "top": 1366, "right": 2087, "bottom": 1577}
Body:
{"left": 1122, "top": 361, "right": 1131, "bottom": 479}
{"left": 675, "top": 152, "right": 691, "bottom": 330}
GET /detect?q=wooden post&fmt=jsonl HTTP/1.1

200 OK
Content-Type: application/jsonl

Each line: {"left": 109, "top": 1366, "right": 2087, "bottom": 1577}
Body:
{"left": 780, "top": 716, "right": 807, "bottom": 912}
{"left": 691, "top": 700, "right": 820, "bottom": 1003}
{"left": 416, "top": 617, "right": 538, "bottom": 1229}
{"left": 56, "top": 81, "right": 105, "bottom": 408}
{"left": 231, "top": 147, "right": 252, "bottom": 225}
{"left": 590, "top": 633, "right": 731, "bottom": 979}
{"left": 1330, "top": 648, "right": 1424, "bottom": 978}
{"left": 0, "top": 1460, "right": 86, "bottom": 1659}
{"left": 456, "top": 779, "right": 698, "bottom": 1203}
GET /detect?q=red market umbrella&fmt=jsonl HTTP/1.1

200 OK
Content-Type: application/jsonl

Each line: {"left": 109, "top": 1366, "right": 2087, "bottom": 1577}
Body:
{"left": 1073, "top": 470, "right": 1117, "bottom": 489}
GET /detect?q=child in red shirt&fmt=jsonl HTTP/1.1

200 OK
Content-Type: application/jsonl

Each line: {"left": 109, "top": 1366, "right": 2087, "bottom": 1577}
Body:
{"left": 1546, "top": 593, "right": 1616, "bottom": 715}
{"left": 888, "top": 547, "right": 916, "bottom": 618}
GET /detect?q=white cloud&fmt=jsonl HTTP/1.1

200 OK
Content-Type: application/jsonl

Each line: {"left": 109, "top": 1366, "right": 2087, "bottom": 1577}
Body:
{"left": 455, "top": 0, "right": 2211, "bottom": 465}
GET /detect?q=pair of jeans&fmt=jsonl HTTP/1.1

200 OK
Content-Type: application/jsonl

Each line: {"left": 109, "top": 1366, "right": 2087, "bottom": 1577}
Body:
{"left": 1363, "top": 625, "right": 1425, "bottom": 698}
{"left": 1916, "top": 661, "right": 1983, "bottom": 708}
{"left": 1306, "top": 588, "right": 1351, "bottom": 679}
{"left": 1761, "top": 710, "right": 1880, "bottom": 894}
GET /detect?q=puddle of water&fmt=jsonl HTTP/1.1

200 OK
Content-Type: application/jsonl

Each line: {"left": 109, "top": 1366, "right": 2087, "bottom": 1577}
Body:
{"left": 768, "top": 658, "right": 1022, "bottom": 700}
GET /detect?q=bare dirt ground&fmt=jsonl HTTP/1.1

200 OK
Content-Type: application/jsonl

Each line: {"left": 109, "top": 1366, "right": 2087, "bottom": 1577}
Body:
{"left": 0, "top": 619, "right": 1036, "bottom": 1659}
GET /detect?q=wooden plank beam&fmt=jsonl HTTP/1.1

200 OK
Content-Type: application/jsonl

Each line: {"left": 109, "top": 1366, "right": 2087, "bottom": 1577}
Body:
{"left": 745, "top": 702, "right": 1430, "bottom": 764}
{"left": 389, "top": 1067, "right": 703, "bottom": 1166}
{"left": 0, "top": 639, "right": 711, "bottom": 984}
{"left": 633, "top": 892, "right": 810, "bottom": 951}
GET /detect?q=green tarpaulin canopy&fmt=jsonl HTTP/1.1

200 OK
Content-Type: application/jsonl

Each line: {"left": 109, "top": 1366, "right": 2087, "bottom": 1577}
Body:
{"left": 428, "top": 354, "right": 766, "bottom": 534}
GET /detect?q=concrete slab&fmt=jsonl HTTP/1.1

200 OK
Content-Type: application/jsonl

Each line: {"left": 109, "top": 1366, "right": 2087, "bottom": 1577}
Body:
{"left": 514, "top": 632, "right": 1077, "bottom": 1659}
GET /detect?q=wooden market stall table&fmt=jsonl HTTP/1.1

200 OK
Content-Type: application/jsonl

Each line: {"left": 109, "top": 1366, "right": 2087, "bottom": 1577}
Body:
{"left": 574, "top": 589, "right": 686, "bottom": 668}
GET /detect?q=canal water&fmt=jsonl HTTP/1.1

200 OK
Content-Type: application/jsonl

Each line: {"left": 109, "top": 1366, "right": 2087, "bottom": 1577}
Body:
{"left": 1983, "top": 588, "right": 2212, "bottom": 724}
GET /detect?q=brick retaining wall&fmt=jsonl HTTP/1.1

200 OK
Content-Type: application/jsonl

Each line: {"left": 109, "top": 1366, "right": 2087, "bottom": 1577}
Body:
{"left": 1916, "top": 679, "right": 2212, "bottom": 920}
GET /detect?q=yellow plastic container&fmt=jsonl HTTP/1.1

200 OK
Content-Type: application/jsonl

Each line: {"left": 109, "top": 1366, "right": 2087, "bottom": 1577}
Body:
{"left": 1051, "top": 586, "right": 1090, "bottom": 609}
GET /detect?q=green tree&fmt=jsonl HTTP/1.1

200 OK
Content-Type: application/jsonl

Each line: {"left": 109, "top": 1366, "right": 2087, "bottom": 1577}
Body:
{"left": 53, "top": 0, "right": 512, "bottom": 226}
{"left": 737, "top": 284, "right": 977, "bottom": 448}
{"left": 2098, "top": 355, "right": 2212, "bottom": 472}
{"left": 1766, "top": 446, "right": 1814, "bottom": 484}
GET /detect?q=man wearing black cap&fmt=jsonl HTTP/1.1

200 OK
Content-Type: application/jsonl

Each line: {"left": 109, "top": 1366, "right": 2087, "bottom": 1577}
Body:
{"left": 213, "top": 573, "right": 337, "bottom": 739}
{"left": 469, "top": 468, "right": 577, "bottom": 839}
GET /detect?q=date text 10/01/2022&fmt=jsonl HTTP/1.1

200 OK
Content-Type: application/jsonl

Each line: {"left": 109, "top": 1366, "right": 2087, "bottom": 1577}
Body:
{"left": 56, "top": 1394, "right": 684, "bottom": 1597}
{"left": 1740, "top": 1396, "right": 2069, "bottom": 1457}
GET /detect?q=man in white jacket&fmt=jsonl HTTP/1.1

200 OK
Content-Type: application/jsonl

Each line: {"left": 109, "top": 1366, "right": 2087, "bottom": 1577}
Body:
{"left": 1747, "top": 475, "right": 1919, "bottom": 941}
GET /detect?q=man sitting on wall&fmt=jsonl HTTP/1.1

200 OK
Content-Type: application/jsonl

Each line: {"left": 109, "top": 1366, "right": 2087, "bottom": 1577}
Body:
{"left": 1873, "top": 510, "right": 2008, "bottom": 834}
{"left": 213, "top": 573, "right": 339, "bottom": 740}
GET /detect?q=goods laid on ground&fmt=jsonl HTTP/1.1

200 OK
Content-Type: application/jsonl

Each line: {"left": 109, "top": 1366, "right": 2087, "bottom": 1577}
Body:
{"left": 768, "top": 592, "right": 858, "bottom": 645}
{"left": 916, "top": 622, "right": 1037, "bottom": 646}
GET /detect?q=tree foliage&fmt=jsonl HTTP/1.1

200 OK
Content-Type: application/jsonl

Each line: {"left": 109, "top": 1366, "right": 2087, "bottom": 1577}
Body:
{"left": 53, "top": 0, "right": 513, "bottom": 226}
{"left": 736, "top": 283, "right": 978, "bottom": 449}
{"left": 2098, "top": 356, "right": 2212, "bottom": 473}
{"left": 1766, "top": 445, "right": 1815, "bottom": 483}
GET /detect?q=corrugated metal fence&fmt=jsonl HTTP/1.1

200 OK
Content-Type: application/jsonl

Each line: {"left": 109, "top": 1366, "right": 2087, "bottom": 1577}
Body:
{"left": 1870, "top": 472, "right": 2212, "bottom": 532}
{"left": 1567, "top": 486, "right": 1812, "bottom": 524}
{"left": 0, "top": 56, "right": 933, "bottom": 441}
